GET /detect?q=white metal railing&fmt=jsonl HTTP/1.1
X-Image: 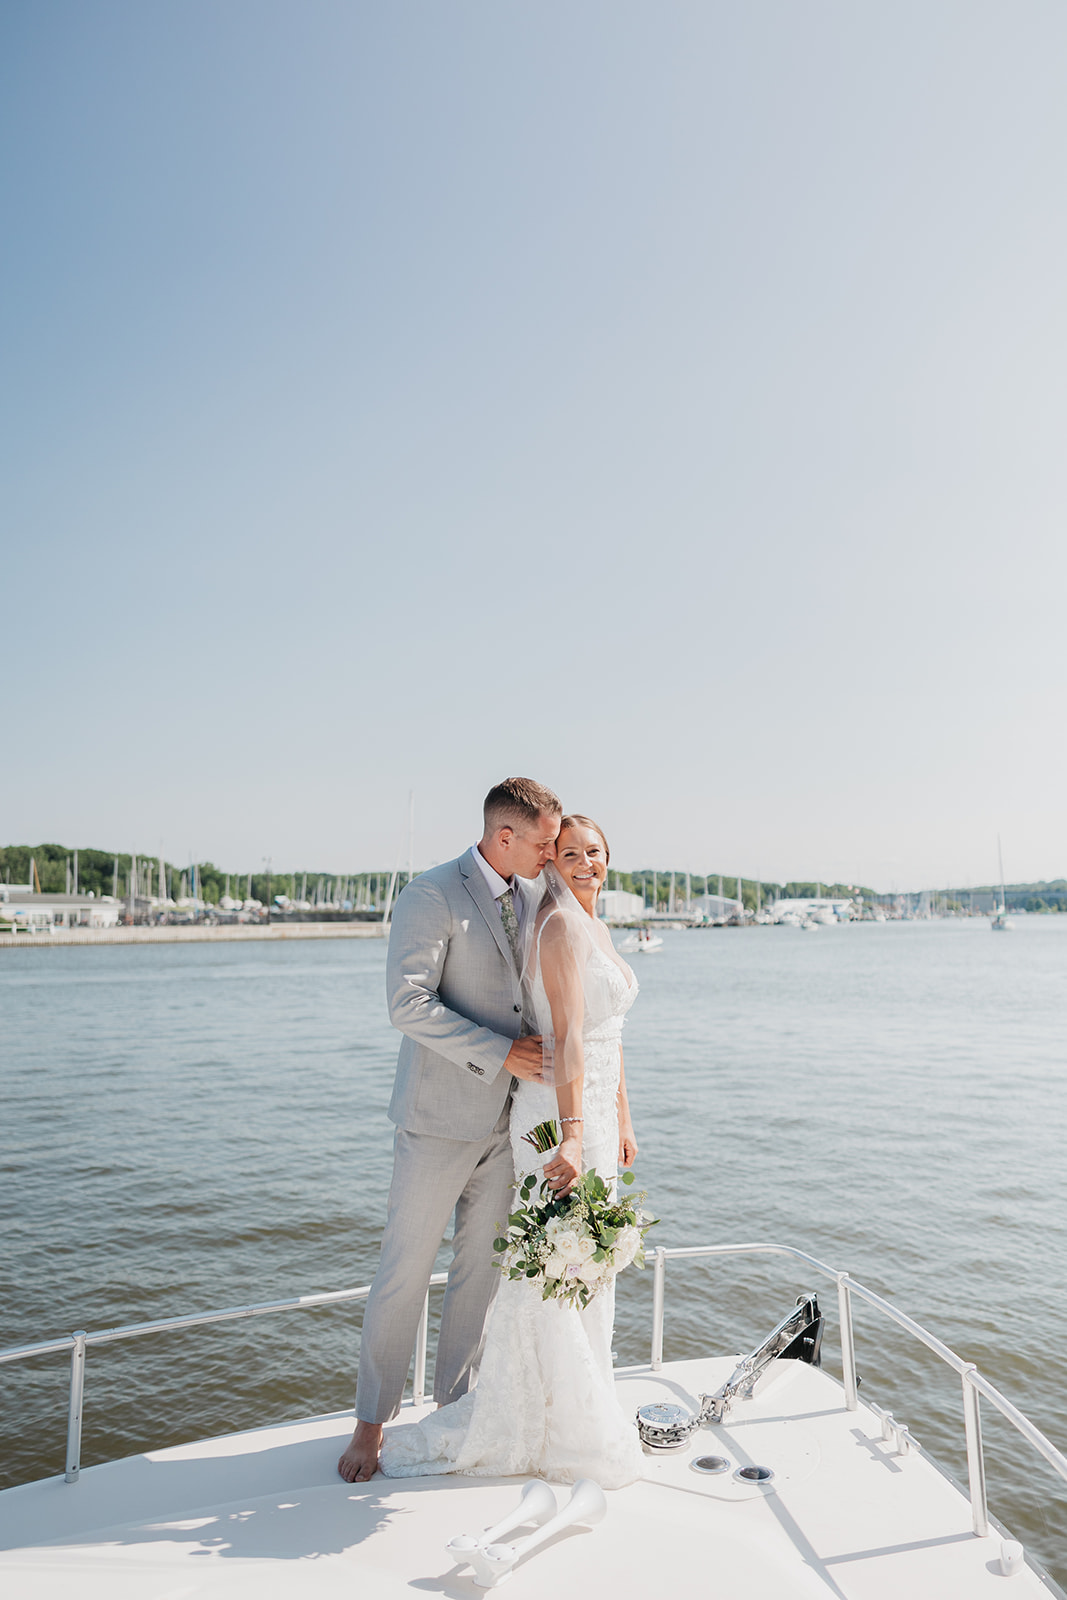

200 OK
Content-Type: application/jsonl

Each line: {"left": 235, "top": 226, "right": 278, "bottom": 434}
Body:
{"left": 0, "top": 1275, "right": 446, "bottom": 1484}
{"left": 3, "top": 1240, "right": 1067, "bottom": 1542}
{"left": 647, "top": 1242, "right": 1067, "bottom": 1538}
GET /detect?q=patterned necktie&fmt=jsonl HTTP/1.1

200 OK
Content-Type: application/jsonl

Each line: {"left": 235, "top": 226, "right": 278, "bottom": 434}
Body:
{"left": 499, "top": 887, "right": 521, "bottom": 972}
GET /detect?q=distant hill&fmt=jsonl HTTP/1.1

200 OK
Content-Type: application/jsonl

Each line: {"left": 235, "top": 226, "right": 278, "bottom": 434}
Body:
{"left": 944, "top": 880, "right": 1067, "bottom": 912}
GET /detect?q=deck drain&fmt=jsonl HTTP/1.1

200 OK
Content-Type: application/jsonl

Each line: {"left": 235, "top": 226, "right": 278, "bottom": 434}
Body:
{"left": 734, "top": 1464, "right": 774, "bottom": 1483}
{"left": 690, "top": 1455, "right": 731, "bottom": 1476}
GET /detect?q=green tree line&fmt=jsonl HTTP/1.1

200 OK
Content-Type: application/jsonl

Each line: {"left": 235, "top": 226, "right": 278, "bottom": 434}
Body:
{"left": 0, "top": 844, "right": 405, "bottom": 907}
{"left": 14, "top": 842, "right": 1058, "bottom": 911}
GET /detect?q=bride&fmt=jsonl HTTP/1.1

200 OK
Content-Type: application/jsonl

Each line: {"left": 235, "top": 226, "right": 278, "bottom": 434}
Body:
{"left": 377, "top": 814, "right": 644, "bottom": 1487}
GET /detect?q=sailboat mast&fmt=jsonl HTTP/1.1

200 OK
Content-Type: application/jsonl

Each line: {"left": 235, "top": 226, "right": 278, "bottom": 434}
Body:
{"left": 408, "top": 790, "right": 415, "bottom": 888}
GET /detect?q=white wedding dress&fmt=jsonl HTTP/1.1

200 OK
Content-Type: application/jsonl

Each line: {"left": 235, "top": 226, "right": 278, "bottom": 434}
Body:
{"left": 378, "top": 923, "right": 644, "bottom": 1488}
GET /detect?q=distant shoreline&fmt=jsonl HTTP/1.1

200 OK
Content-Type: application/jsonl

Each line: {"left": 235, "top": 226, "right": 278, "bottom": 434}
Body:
{"left": 0, "top": 923, "right": 385, "bottom": 950}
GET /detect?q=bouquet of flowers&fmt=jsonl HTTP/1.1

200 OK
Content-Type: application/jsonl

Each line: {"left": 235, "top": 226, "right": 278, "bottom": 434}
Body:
{"left": 493, "top": 1120, "right": 658, "bottom": 1309}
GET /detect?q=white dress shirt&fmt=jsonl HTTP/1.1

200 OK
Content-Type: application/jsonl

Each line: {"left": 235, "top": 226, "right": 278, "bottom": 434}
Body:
{"left": 470, "top": 844, "right": 529, "bottom": 936}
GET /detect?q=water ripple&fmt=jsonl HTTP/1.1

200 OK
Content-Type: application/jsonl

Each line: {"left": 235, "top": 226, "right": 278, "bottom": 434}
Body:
{"left": 2, "top": 922, "right": 1066, "bottom": 1578}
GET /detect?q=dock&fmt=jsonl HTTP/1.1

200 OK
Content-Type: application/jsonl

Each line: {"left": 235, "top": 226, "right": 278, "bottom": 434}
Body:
{"left": 0, "top": 923, "right": 384, "bottom": 949}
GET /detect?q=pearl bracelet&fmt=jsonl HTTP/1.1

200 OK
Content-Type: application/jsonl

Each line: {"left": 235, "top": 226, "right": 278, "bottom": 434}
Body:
{"left": 560, "top": 1116, "right": 583, "bottom": 1124}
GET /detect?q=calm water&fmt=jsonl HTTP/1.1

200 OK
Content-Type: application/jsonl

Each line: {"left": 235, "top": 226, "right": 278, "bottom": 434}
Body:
{"left": 2, "top": 919, "right": 1066, "bottom": 1581}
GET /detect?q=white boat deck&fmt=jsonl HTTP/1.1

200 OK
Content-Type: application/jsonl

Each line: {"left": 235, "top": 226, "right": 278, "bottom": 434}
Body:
{"left": 0, "top": 1355, "right": 1058, "bottom": 1598}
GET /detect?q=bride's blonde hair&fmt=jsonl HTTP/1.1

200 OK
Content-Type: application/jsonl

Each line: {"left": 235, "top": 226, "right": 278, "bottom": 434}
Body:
{"left": 558, "top": 814, "right": 610, "bottom": 865}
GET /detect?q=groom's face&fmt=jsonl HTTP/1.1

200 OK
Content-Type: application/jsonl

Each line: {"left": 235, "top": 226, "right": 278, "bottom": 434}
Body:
{"left": 505, "top": 812, "right": 561, "bottom": 879}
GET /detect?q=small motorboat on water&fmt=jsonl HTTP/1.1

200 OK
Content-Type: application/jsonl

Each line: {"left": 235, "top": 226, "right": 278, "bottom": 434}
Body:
{"left": 1, "top": 1239, "right": 1064, "bottom": 1598}
{"left": 617, "top": 928, "right": 664, "bottom": 953}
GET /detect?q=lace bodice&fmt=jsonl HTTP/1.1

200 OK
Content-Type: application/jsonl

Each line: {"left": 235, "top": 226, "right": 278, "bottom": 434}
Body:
{"left": 512, "top": 933, "right": 636, "bottom": 1179}
{"left": 530, "top": 933, "right": 638, "bottom": 1038}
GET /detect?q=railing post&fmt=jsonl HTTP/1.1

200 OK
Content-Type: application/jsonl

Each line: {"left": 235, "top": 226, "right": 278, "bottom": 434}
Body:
{"left": 963, "top": 1367, "right": 990, "bottom": 1537}
{"left": 64, "top": 1331, "right": 86, "bottom": 1483}
{"left": 836, "top": 1274, "right": 858, "bottom": 1410}
{"left": 650, "top": 1249, "right": 666, "bottom": 1372}
{"left": 412, "top": 1290, "right": 430, "bottom": 1404}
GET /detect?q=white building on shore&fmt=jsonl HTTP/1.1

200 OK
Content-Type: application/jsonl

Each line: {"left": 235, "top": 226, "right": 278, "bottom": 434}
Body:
{"left": 0, "top": 892, "right": 122, "bottom": 931}
{"left": 770, "top": 897, "right": 855, "bottom": 923}
{"left": 695, "top": 893, "right": 743, "bottom": 920}
{"left": 598, "top": 889, "right": 647, "bottom": 923}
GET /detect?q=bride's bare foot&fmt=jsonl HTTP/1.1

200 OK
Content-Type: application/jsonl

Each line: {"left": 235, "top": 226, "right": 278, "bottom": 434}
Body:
{"left": 337, "top": 1420, "right": 383, "bottom": 1483}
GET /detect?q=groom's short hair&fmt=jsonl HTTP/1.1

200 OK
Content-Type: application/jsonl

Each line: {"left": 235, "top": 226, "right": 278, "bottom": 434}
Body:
{"left": 483, "top": 777, "right": 563, "bottom": 833}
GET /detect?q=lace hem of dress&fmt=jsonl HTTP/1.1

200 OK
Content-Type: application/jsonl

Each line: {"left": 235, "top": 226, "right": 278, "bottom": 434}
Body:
{"left": 378, "top": 1279, "right": 643, "bottom": 1489}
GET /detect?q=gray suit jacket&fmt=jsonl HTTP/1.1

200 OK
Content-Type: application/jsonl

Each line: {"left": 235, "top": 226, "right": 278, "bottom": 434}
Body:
{"left": 386, "top": 849, "right": 540, "bottom": 1139}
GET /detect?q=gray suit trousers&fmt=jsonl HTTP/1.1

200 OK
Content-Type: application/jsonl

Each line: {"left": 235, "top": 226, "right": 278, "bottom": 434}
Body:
{"left": 354, "top": 1104, "right": 515, "bottom": 1423}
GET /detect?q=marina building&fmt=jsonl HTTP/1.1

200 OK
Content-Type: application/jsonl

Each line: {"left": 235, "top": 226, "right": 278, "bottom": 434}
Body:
{"left": 695, "top": 893, "right": 743, "bottom": 920}
{"left": 770, "top": 896, "right": 854, "bottom": 922}
{"left": 0, "top": 892, "right": 122, "bottom": 931}
{"left": 597, "top": 889, "right": 647, "bottom": 922}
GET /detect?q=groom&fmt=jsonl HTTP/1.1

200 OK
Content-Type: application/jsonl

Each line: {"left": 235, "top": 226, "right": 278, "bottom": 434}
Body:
{"left": 337, "top": 776, "right": 563, "bottom": 1483}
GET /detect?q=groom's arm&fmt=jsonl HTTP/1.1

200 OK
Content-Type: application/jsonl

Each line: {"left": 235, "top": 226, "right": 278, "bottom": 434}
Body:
{"left": 386, "top": 877, "right": 514, "bottom": 1083}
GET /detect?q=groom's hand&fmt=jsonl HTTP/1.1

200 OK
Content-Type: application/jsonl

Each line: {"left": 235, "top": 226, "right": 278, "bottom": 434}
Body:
{"left": 503, "top": 1036, "right": 544, "bottom": 1081}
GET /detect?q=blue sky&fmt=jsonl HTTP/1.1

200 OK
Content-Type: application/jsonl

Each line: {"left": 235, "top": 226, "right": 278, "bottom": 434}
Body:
{"left": 4, "top": 2, "right": 1066, "bottom": 888}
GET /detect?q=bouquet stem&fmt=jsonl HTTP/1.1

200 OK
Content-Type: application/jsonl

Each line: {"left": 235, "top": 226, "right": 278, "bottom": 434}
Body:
{"left": 521, "top": 1118, "right": 560, "bottom": 1154}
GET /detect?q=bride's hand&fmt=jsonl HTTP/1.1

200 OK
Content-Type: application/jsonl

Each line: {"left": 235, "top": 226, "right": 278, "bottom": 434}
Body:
{"left": 543, "top": 1135, "right": 582, "bottom": 1197}
{"left": 618, "top": 1121, "right": 638, "bottom": 1168}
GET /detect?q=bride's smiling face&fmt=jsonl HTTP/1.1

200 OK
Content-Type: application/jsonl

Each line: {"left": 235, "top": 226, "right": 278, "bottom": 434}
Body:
{"left": 554, "top": 823, "right": 608, "bottom": 900}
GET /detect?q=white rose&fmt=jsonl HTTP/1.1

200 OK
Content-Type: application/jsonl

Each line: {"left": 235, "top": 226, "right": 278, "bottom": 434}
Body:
{"left": 543, "top": 1253, "right": 567, "bottom": 1280}
{"left": 551, "top": 1230, "right": 585, "bottom": 1263}
{"left": 574, "top": 1235, "right": 597, "bottom": 1263}
{"left": 612, "top": 1226, "right": 642, "bottom": 1269}
{"left": 577, "top": 1258, "right": 605, "bottom": 1287}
